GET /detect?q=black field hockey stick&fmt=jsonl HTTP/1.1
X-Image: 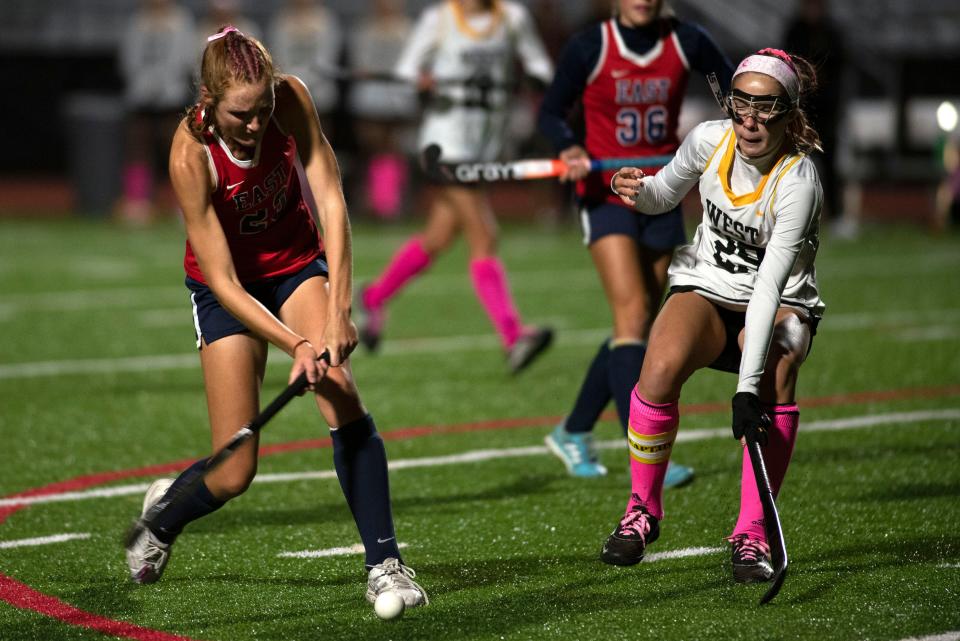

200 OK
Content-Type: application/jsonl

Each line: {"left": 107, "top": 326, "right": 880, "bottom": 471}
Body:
{"left": 420, "top": 144, "right": 674, "bottom": 185}
{"left": 123, "top": 351, "right": 329, "bottom": 550}
{"left": 747, "top": 439, "right": 789, "bottom": 604}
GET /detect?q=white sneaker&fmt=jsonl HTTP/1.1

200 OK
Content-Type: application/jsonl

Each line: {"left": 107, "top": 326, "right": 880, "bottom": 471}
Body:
{"left": 126, "top": 478, "right": 175, "bottom": 584}
{"left": 366, "top": 557, "right": 429, "bottom": 608}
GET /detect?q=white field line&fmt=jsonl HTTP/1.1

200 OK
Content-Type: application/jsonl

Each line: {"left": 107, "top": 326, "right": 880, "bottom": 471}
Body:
{"left": 4, "top": 307, "right": 960, "bottom": 380}
{"left": 0, "top": 270, "right": 601, "bottom": 316}
{"left": 895, "top": 326, "right": 960, "bottom": 342}
{"left": 644, "top": 546, "right": 724, "bottom": 562}
{"left": 136, "top": 306, "right": 960, "bottom": 331}
{"left": 279, "top": 542, "right": 409, "bottom": 559}
{"left": 1, "top": 408, "right": 957, "bottom": 510}
{"left": 277, "top": 542, "right": 717, "bottom": 563}
{"left": 1, "top": 264, "right": 957, "bottom": 315}
{"left": 0, "top": 354, "right": 199, "bottom": 379}
{"left": 895, "top": 633, "right": 960, "bottom": 641}
{"left": 0, "top": 533, "right": 90, "bottom": 549}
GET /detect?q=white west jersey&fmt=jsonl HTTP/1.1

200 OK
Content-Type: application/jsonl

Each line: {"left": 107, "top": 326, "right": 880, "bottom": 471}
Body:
{"left": 632, "top": 119, "right": 825, "bottom": 394}
{"left": 394, "top": 0, "right": 554, "bottom": 162}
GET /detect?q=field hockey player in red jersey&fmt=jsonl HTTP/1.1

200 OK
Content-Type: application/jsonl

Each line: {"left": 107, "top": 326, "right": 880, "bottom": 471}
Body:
{"left": 124, "top": 26, "right": 428, "bottom": 612}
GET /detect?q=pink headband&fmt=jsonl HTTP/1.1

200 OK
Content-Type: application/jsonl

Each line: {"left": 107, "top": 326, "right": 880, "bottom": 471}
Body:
{"left": 207, "top": 26, "right": 242, "bottom": 42}
{"left": 733, "top": 49, "right": 800, "bottom": 104}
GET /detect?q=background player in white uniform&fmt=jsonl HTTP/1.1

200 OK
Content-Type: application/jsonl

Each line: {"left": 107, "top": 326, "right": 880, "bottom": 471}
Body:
{"left": 602, "top": 48, "right": 825, "bottom": 583}
{"left": 357, "top": 0, "right": 557, "bottom": 374}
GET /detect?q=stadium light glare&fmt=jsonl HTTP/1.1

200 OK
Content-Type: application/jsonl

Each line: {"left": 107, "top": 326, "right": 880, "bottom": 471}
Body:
{"left": 936, "top": 101, "right": 958, "bottom": 133}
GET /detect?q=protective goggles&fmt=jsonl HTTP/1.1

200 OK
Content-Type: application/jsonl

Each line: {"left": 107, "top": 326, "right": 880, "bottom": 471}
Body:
{"left": 724, "top": 89, "right": 794, "bottom": 125}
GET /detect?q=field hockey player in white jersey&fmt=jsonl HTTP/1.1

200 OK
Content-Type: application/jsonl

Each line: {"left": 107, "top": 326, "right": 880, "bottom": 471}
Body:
{"left": 603, "top": 48, "right": 825, "bottom": 583}
{"left": 356, "top": 0, "right": 557, "bottom": 374}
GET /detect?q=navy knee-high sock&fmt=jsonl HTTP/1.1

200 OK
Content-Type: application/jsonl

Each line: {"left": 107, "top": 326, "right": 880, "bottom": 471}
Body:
{"left": 565, "top": 339, "right": 612, "bottom": 433}
{"left": 608, "top": 342, "right": 647, "bottom": 436}
{"left": 331, "top": 414, "right": 401, "bottom": 568}
{"left": 152, "top": 458, "right": 226, "bottom": 544}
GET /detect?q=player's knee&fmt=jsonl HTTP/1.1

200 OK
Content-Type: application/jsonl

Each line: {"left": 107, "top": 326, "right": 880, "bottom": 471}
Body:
{"left": 770, "top": 348, "right": 804, "bottom": 393}
{"left": 421, "top": 231, "right": 454, "bottom": 255}
{"left": 637, "top": 352, "right": 683, "bottom": 395}
{"left": 215, "top": 470, "right": 256, "bottom": 500}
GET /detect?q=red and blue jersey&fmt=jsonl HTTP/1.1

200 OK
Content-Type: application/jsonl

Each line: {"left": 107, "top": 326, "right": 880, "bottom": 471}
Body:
{"left": 184, "top": 115, "right": 323, "bottom": 284}
{"left": 538, "top": 17, "right": 733, "bottom": 207}
{"left": 580, "top": 19, "right": 688, "bottom": 205}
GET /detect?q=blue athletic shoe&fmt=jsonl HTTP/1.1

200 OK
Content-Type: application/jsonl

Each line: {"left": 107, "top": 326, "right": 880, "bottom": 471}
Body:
{"left": 545, "top": 423, "right": 607, "bottom": 478}
{"left": 664, "top": 461, "right": 695, "bottom": 488}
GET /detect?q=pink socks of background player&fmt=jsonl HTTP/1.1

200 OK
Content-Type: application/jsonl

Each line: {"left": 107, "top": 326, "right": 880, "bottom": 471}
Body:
{"left": 363, "top": 247, "right": 525, "bottom": 350}
{"left": 362, "top": 237, "right": 432, "bottom": 310}
{"left": 469, "top": 256, "right": 523, "bottom": 349}
{"left": 123, "top": 163, "right": 152, "bottom": 203}
{"left": 730, "top": 404, "right": 800, "bottom": 541}
{"left": 626, "top": 391, "right": 680, "bottom": 520}
{"left": 366, "top": 153, "right": 407, "bottom": 219}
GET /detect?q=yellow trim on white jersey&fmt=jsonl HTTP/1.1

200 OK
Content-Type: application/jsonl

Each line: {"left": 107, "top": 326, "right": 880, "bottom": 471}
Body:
{"left": 449, "top": 0, "right": 504, "bottom": 40}
{"left": 717, "top": 133, "right": 788, "bottom": 207}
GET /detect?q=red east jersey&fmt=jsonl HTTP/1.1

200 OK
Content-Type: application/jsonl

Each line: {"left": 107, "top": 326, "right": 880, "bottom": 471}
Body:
{"left": 579, "top": 19, "right": 690, "bottom": 206}
{"left": 184, "top": 116, "right": 323, "bottom": 284}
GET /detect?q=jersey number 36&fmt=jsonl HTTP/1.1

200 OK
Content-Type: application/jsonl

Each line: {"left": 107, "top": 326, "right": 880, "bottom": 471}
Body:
{"left": 615, "top": 106, "right": 667, "bottom": 146}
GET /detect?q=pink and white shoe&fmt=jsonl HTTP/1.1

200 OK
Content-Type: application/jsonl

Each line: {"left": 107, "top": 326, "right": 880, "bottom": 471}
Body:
{"left": 730, "top": 534, "right": 774, "bottom": 583}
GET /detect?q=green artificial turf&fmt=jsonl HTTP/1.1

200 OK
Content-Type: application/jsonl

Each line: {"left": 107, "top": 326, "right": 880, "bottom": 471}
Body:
{"left": 0, "top": 217, "right": 958, "bottom": 641}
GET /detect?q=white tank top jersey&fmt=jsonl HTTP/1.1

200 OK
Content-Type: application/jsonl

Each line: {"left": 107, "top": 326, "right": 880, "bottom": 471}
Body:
{"left": 394, "top": 0, "right": 554, "bottom": 161}
{"left": 631, "top": 119, "right": 825, "bottom": 395}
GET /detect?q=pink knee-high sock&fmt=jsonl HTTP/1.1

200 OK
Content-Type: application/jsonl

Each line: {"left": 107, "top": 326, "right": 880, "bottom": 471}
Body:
{"left": 469, "top": 256, "right": 523, "bottom": 348}
{"left": 123, "top": 163, "right": 152, "bottom": 202}
{"left": 730, "top": 403, "right": 800, "bottom": 541}
{"left": 367, "top": 153, "right": 407, "bottom": 218}
{"left": 626, "top": 390, "right": 680, "bottom": 521}
{"left": 363, "top": 237, "right": 432, "bottom": 309}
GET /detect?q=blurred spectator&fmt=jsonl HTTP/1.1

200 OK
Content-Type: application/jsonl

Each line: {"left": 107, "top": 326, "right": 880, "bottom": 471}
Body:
{"left": 118, "top": 0, "right": 196, "bottom": 224}
{"left": 196, "top": 0, "right": 261, "bottom": 52}
{"left": 934, "top": 133, "right": 960, "bottom": 233}
{"left": 529, "top": 0, "right": 572, "bottom": 61}
{"left": 783, "top": 0, "right": 853, "bottom": 237}
{"left": 268, "top": 0, "right": 343, "bottom": 132}
{"left": 346, "top": 0, "right": 418, "bottom": 220}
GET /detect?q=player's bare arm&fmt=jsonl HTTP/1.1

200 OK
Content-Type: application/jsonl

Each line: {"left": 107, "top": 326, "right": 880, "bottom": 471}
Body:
{"left": 275, "top": 75, "right": 358, "bottom": 367}
{"left": 168, "top": 121, "right": 324, "bottom": 385}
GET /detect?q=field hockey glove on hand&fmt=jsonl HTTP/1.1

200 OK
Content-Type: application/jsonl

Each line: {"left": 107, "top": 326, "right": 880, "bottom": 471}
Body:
{"left": 731, "top": 392, "right": 771, "bottom": 445}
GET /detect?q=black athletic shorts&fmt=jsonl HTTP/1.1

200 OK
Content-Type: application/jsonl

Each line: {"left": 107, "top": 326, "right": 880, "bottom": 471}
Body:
{"left": 185, "top": 257, "right": 329, "bottom": 348}
{"left": 579, "top": 202, "right": 686, "bottom": 250}
{"left": 667, "top": 286, "right": 820, "bottom": 374}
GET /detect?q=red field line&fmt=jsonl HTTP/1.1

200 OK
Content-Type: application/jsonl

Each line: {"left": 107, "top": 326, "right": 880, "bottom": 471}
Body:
{"left": 0, "top": 574, "right": 194, "bottom": 641}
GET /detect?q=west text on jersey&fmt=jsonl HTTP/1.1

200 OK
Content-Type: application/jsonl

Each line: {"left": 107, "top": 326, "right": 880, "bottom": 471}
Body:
{"left": 705, "top": 198, "right": 761, "bottom": 245}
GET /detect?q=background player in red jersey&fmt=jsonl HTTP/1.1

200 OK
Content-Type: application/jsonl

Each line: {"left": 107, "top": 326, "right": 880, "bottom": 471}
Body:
{"left": 123, "top": 26, "right": 428, "bottom": 612}
{"left": 538, "top": 0, "right": 733, "bottom": 481}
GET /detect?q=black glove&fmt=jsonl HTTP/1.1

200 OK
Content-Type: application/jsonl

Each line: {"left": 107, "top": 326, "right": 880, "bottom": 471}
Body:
{"left": 731, "top": 392, "right": 771, "bottom": 446}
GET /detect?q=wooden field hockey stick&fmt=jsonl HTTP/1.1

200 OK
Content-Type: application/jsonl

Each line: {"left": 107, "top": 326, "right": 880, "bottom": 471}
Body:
{"left": 420, "top": 144, "right": 674, "bottom": 185}
{"left": 747, "top": 439, "right": 789, "bottom": 604}
{"left": 123, "top": 351, "right": 330, "bottom": 550}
